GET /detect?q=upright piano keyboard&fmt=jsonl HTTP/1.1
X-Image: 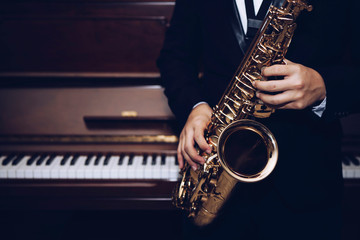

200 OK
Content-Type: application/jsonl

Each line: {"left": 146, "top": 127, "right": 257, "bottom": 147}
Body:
{"left": 0, "top": 86, "right": 180, "bottom": 211}
{"left": 0, "top": 153, "right": 179, "bottom": 180}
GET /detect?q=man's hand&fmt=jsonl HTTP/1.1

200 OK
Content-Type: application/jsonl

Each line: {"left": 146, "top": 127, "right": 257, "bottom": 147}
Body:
{"left": 177, "top": 103, "right": 213, "bottom": 170}
{"left": 253, "top": 59, "right": 326, "bottom": 109}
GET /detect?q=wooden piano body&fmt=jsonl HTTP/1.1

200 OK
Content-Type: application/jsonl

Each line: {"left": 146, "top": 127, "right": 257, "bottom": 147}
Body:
{"left": 0, "top": 0, "right": 359, "bottom": 239}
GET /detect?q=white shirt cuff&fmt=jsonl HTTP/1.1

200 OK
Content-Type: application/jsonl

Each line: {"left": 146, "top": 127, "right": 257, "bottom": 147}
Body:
{"left": 312, "top": 97, "right": 327, "bottom": 118}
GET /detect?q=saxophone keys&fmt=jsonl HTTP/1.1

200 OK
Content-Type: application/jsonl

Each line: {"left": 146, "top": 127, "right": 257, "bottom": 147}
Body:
{"left": 201, "top": 195, "right": 208, "bottom": 203}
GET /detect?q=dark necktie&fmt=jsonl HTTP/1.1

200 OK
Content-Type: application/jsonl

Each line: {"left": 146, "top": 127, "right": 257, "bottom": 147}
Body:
{"left": 244, "top": 0, "right": 273, "bottom": 40}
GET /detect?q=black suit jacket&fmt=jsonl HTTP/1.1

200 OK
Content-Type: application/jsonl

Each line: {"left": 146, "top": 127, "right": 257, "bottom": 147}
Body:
{"left": 157, "top": 0, "right": 360, "bottom": 210}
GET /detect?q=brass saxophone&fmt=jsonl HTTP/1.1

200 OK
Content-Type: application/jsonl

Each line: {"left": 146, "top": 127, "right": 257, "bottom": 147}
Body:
{"left": 172, "top": 0, "right": 313, "bottom": 226}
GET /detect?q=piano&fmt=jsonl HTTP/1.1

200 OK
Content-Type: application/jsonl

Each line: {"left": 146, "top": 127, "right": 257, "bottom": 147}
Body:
{"left": 0, "top": 0, "right": 359, "bottom": 239}
{"left": 0, "top": 1, "right": 183, "bottom": 239}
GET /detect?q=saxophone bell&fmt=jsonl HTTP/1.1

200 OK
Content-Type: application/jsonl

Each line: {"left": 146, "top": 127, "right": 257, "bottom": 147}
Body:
{"left": 217, "top": 119, "right": 278, "bottom": 183}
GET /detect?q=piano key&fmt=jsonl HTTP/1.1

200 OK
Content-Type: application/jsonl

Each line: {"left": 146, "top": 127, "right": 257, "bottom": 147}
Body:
{"left": 70, "top": 154, "right": 80, "bottom": 166}
{"left": 75, "top": 156, "right": 90, "bottom": 179}
{"left": 94, "top": 154, "right": 102, "bottom": 166}
{"left": 161, "top": 155, "right": 171, "bottom": 179}
{"left": 168, "top": 155, "right": 180, "bottom": 181}
{"left": 85, "top": 154, "right": 94, "bottom": 166}
{"left": 60, "top": 154, "right": 71, "bottom": 166}
{"left": 50, "top": 156, "right": 65, "bottom": 179}
{"left": 8, "top": 156, "right": 29, "bottom": 178}
{"left": 24, "top": 155, "right": 42, "bottom": 179}
{"left": 45, "top": 154, "right": 56, "bottom": 166}
{"left": 68, "top": 155, "right": 85, "bottom": 178}
{"left": 2, "top": 154, "right": 16, "bottom": 166}
{"left": 33, "top": 155, "right": 50, "bottom": 178}
{"left": 84, "top": 155, "right": 97, "bottom": 179}
{"left": 152, "top": 155, "right": 162, "bottom": 179}
{"left": 39, "top": 155, "right": 57, "bottom": 179}
{"left": 12, "top": 154, "right": 25, "bottom": 166}
{"left": 127, "top": 155, "right": 144, "bottom": 179}
{"left": 36, "top": 155, "right": 48, "bottom": 166}
{"left": 93, "top": 155, "right": 106, "bottom": 179}
{"left": 144, "top": 155, "right": 153, "bottom": 179}
{"left": 0, "top": 155, "right": 13, "bottom": 178}
{"left": 59, "top": 155, "right": 73, "bottom": 179}
{"left": 27, "top": 154, "right": 40, "bottom": 166}
{"left": 116, "top": 155, "right": 130, "bottom": 179}
{"left": 108, "top": 155, "right": 121, "bottom": 179}
{"left": 15, "top": 156, "right": 31, "bottom": 178}
{"left": 103, "top": 154, "right": 111, "bottom": 166}
{"left": 101, "top": 155, "right": 117, "bottom": 179}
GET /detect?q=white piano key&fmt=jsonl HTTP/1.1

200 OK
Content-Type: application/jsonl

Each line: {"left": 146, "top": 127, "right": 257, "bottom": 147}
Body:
{"left": 109, "top": 156, "right": 121, "bottom": 179}
{"left": 59, "top": 156, "right": 73, "bottom": 179}
{"left": 0, "top": 155, "right": 10, "bottom": 178}
{"left": 84, "top": 155, "right": 97, "bottom": 179}
{"left": 127, "top": 155, "right": 143, "bottom": 179}
{"left": 75, "top": 156, "right": 89, "bottom": 179}
{"left": 161, "top": 156, "right": 170, "bottom": 179}
{"left": 143, "top": 155, "right": 153, "bottom": 179}
{"left": 24, "top": 155, "right": 43, "bottom": 179}
{"left": 152, "top": 155, "right": 162, "bottom": 179}
{"left": 40, "top": 155, "right": 56, "bottom": 179}
{"left": 118, "top": 155, "right": 130, "bottom": 179}
{"left": 65, "top": 155, "right": 85, "bottom": 179}
{"left": 101, "top": 155, "right": 118, "bottom": 179}
{"left": 33, "top": 155, "right": 49, "bottom": 179}
{"left": 168, "top": 155, "right": 179, "bottom": 181}
{"left": 135, "top": 155, "right": 146, "bottom": 179}
{"left": 8, "top": 156, "right": 30, "bottom": 178}
{"left": 50, "top": 156, "right": 64, "bottom": 179}
{"left": 66, "top": 155, "right": 84, "bottom": 178}
{"left": 92, "top": 155, "right": 106, "bottom": 179}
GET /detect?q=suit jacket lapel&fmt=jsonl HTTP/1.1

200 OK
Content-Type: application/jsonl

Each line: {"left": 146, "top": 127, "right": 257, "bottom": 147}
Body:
{"left": 228, "top": 0, "right": 247, "bottom": 55}
{"left": 228, "top": 0, "right": 285, "bottom": 55}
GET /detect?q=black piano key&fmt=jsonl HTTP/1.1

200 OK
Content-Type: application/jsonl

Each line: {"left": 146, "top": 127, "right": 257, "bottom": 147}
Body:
{"left": 60, "top": 154, "right": 71, "bottom": 165}
{"left": 45, "top": 154, "right": 56, "bottom": 166}
{"left": 94, "top": 154, "right": 104, "bottom": 166}
{"left": 70, "top": 154, "right": 79, "bottom": 166}
{"left": 118, "top": 155, "right": 124, "bottom": 165}
{"left": 2, "top": 154, "right": 17, "bottom": 166}
{"left": 94, "top": 155, "right": 102, "bottom": 166}
{"left": 128, "top": 155, "right": 134, "bottom": 165}
{"left": 161, "top": 155, "right": 166, "bottom": 165}
{"left": 175, "top": 156, "right": 179, "bottom": 166}
{"left": 142, "top": 155, "right": 148, "bottom": 165}
{"left": 85, "top": 154, "right": 94, "bottom": 166}
{"left": 103, "top": 154, "right": 111, "bottom": 166}
{"left": 151, "top": 155, "right": 157, "bottom": 165}
{"left": 11, "top": 154, "right": 24, "bottom": 166}
{"left": 27, "top": 154, "right": 40, "bottom": 166}
{"left": 347, "top": 154, "right": 360, "bottom": 166}
{"left": 36, "top": 155, "right": 48, "bottom": 166}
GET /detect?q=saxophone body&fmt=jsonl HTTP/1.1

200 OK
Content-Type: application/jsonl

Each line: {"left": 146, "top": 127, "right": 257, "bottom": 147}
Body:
{"left": 172, "top": 0, "right": 313, "bottom": 227}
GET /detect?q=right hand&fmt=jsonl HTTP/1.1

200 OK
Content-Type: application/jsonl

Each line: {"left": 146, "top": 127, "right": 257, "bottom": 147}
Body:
{"left": 177, "top": 103, "right": 213, "bottom": 170}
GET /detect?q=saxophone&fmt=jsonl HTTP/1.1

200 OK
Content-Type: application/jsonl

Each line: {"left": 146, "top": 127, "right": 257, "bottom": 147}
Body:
{"left": 172, "top": 0, "right": 313, "bottom": 226}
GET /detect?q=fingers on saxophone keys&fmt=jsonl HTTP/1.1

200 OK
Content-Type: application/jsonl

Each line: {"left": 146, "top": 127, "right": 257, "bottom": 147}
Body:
{"left": 253, "top": 79, "right": 289, "bottom": 93}
{"left": 184, "top": 142, "right": 205, "bottom": 165}
{"left": 194, "top": 129, "right": 211, "bottom": 154}
{"left": 257, "top": 90, "right": 294, "bottom": 109}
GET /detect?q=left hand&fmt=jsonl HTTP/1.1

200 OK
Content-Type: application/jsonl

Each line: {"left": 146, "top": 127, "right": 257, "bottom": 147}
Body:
{"left": 253, "top": 59, "right": 326, "bottom": 109}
